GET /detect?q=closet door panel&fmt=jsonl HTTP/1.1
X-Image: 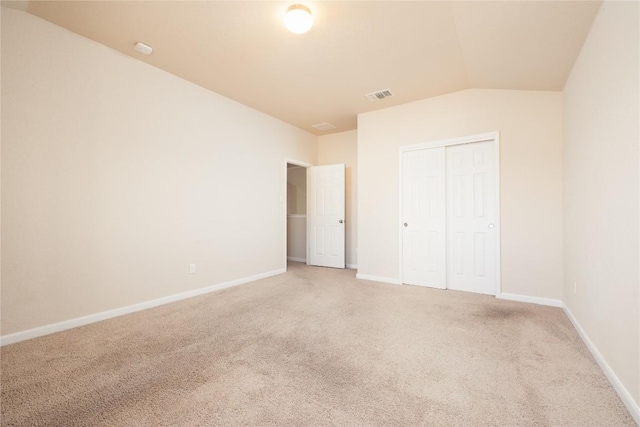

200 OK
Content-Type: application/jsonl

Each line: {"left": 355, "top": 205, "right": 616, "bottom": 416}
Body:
{"left": 401, "top": 148, "right": 446, "bottom": 288}
{"left": 445, "top": 141, "right": 497, "bottom": 295}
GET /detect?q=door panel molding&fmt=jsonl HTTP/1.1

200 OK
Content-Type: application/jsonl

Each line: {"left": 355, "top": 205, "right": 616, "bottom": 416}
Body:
{"left": 308, "top": 164, "right": 346, "bottom": 269}
{"left": 399, "top": 132, "right": 501, "bottom": 296}
{"left": 401, "top": 148, "right": 446, "bottom": 288}
{"left": 445, "top": 140, "right": 497, "bottom": 295}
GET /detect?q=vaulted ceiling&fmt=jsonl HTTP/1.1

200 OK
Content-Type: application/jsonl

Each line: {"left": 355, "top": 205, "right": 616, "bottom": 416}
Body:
{"left": 14, "top": 1, "right": 601, "bottom": 134}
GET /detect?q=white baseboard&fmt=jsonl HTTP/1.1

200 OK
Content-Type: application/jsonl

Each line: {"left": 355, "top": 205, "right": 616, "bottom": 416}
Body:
{"left": 562, "top": 304, "right": 640, "bottom": 425}
{"left": 346, "top": 264, "right": 358, "bottom": 269}
{"left": 0, "top": 268, "right": 286, "bottom": 347}
{"left": 496, "top": 292, "right": 563, "bottom": 307}
{"left": 356, "top": 273, "right": 401, "bottom": 285}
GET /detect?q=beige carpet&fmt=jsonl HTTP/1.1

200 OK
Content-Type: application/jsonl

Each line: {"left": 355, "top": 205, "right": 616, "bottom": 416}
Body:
{"left": 1, "top": 262, "right": 634, "bottom": 426}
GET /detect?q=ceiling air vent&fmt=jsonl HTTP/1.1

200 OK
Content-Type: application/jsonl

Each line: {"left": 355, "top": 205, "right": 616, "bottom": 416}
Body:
{"left": 365, "top": 88, "right": 394, "bottom": 102}
{"left": 311, "top": 122, "right": 336, "bottom": 131}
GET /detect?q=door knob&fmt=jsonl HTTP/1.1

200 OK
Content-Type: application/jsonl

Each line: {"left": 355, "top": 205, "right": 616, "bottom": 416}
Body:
{"left": 404, "top": 223, "right": 408, "bottom": 227}
{"left": 488, "top": 223, "right": 495, "bottom": 229}
{"left": 339, "top": 220, "right": 344, "bottom": 224}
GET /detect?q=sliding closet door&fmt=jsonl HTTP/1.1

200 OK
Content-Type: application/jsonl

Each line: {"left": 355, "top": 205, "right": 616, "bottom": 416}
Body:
{"left": 445, "top": 141, "right": 498, "bottom": 295}
{"left": 401, "top": 148, "right": 446, "bottom": 288}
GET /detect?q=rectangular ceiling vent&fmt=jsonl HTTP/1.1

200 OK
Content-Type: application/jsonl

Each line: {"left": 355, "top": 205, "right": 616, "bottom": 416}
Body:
{"left": 365, "top": 89, "right": 394, "bottom": 102}
{"left": 311, "top": 122, "right": 336, "bottom": 131}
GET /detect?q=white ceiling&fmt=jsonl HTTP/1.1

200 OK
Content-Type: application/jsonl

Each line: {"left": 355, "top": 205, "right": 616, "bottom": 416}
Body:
{"left": 16, "top": 1, "right": 601, "bottom": 135}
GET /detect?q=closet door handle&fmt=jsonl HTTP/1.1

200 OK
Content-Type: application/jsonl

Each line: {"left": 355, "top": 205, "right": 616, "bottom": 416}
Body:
{"left": 404, "top": 223, "right": 408, "bottom": 227}
{"left": 339, "top": 220, "right": 344, "bottom": 224}
{"left": 488, "top": 223, "right": 495, "bottom": 229}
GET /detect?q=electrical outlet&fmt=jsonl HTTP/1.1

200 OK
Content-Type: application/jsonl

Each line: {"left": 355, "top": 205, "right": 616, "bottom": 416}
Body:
{"left": 574, "top": 282, "right": 577, "bottom": 294}
{"left": 189, "top": 264, "right": 196, "bottom": 274}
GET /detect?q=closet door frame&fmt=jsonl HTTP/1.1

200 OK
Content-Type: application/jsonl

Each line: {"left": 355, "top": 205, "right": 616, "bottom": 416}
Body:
{"left": 398, "top": 131, "right": 501, "bottom": 296}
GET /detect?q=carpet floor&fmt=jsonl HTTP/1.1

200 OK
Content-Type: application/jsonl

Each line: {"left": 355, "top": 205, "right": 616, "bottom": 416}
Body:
{"left": 1, "top": 262, "right": 635, "bottom": 426}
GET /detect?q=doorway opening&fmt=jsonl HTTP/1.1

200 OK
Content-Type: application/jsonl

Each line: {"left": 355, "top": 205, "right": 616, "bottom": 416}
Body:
{"left": 283, "top": 158, "right": 347, "bottom": 272}
{"left": 285, "top": 160, "right": 309, "bottom": 268}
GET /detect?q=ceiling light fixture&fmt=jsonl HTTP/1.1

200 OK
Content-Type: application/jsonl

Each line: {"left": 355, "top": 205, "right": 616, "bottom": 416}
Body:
{"left": 284, "top": 4, "right": 313, "bottom": 34}
{"left": 134, "top": 41, "right": 153, "bottom": 55}
{"left": 311, "top": 122, "right": 336, "bottom": 131}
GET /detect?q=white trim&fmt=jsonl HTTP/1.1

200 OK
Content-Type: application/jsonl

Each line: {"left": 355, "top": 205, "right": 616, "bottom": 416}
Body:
{"left": 284, "top": 158, "right": 313, "bottom": 271}
{"left": 287, "top": 214, "right": 307, "bottom": 219}
{"left": 398, "top": 132, "right": 502, "bottom": 296}
{"left": 398, "top": 150, "right": 404, "bottom": 283}
{"left": 285, "top": 158, "right": 313, "bottom": 168}
{"left": 401, "top": 131, "right": 499, "bottom": 152}
{"left": 563, "top": 304, "right": 640, "bottom": 425}
{"left": 0, "top": 268, "right": 286, "bottom": 347}
{"left": 346, "top": 264, "right": 358, "bottom": 269}
{"left": 496, "top": 292, "right": 563, "bottom": 307}
{"left": 356, "top": 273, "right": 402, "bottom": 285}
{"left": 287, "top": 256, "right": 306, "bottom": 263}
{"left": 494, "top": 133, "right": 502, "bottom": 296}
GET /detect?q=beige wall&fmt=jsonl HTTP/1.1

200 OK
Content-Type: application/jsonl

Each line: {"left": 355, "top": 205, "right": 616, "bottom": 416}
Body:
{"left": 318, "top": 130, "right": 358, "bottom": 268}
{"left": 1, "top": 9, "right": 317, "bottom": 335}
{"left": 563, "top": 0, "right": 639, "bottom": 409}
{"left": 358, "top": 89, "right": 563, "bottom": 299}
{"left": 286, "top": 167, "right": 306, "bottom": 215}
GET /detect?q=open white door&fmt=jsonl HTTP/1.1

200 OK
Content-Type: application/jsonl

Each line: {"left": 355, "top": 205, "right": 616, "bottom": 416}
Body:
{"left": 401, "top": 148, "right": 446, "bottom": 288}
{"left": 307, "top": 164, "right": 345, "bottom": 268}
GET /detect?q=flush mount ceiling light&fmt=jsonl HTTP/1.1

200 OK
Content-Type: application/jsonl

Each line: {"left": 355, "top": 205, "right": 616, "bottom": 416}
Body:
{"left": 134, "top": 41, "right": 153, "bottom": 55}
{"left": 311, "top": 122, "right": 336, "bottom": 131}
{"left": 284, "top": 4, "right": 313, "bottom": 34}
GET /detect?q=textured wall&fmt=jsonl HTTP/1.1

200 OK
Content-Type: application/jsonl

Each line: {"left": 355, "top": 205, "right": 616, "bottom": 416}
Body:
{"left": 1, "top": 8, "right": 317, "bottom": 335}
{"left": 563, "top": 1, "right": 639, "bottom": 410}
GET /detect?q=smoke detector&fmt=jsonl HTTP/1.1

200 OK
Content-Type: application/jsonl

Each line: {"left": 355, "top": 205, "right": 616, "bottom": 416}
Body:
{"left": 365, "top": 89, "right": 394, "bottom": 101}
{"left": 311, "top": 122, "right": 336, "bottom": 131}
